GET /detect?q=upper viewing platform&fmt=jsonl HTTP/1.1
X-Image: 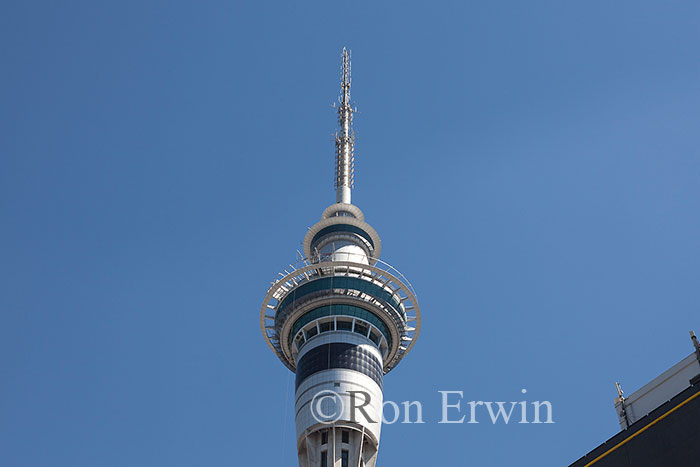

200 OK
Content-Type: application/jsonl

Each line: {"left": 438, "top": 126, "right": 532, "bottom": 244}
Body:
{"left": 303, "top": 203, "right": 382, "bottom": 264}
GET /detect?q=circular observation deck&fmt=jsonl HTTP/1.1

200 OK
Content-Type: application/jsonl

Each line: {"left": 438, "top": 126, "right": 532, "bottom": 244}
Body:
{"left": 302, "top": 203, "right": 382, "bottom": 262}
{"left": 260, "top": 254, "right": 420, "bottom": 373}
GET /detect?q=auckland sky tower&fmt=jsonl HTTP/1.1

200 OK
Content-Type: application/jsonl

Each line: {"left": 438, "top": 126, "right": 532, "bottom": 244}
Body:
{"left": 260, "top": 48, "right": 421, "bottom": 467}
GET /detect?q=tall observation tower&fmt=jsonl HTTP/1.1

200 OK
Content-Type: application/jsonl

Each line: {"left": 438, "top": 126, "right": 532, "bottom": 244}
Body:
{"left": 260, "top": 49, "right": 421, "bottom": 467}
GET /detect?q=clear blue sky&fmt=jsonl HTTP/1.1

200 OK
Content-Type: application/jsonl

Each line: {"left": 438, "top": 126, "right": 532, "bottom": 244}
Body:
{"left": 2, "top": 1, "right": 699, "bottom": 466}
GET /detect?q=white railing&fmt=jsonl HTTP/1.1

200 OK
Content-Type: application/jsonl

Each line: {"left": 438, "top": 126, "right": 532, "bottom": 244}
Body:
{"left": 267, "top": 253, "right": 417, "bottom": 299}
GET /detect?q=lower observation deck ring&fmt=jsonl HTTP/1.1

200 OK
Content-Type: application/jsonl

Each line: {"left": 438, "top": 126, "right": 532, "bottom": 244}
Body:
{"left": 260, "top": 257, "right": 420, "bottom": 373}
{"left": 281, "top": 296, "right": 400, "bottom": 364}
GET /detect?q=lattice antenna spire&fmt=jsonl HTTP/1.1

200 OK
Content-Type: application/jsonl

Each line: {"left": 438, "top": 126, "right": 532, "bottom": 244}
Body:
{"left": 334, "top": 47, "right": 355, "bottom": 204}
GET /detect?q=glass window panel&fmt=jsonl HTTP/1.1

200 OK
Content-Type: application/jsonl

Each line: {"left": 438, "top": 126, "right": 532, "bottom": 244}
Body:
{"left": 290, "top": 304, "right": 392, "bottom": 348}
{"left": 354, "top": 322, "right": 369, "bottom": 336}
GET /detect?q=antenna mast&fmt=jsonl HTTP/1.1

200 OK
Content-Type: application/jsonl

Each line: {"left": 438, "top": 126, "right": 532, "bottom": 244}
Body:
{"left": 335, "top": 47, "right": 355, "bottom": 204}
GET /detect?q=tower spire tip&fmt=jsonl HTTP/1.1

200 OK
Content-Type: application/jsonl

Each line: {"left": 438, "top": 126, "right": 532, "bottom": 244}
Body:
{"left": 334, "top": 48, "right": 354, "bottom": 204}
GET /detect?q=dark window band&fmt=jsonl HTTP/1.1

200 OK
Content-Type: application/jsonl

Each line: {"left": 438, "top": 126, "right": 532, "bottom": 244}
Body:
{"left": 276, "top": 276, "right": 404, "bottom": 321}
{"left": 289, "top": 304, "right": 392, "bottom": 349}
{"left": 295, "top": 343, "right": 383, "bottom": 390}
{"left": 311, "top": 224, "right": 375, "bottom": 250}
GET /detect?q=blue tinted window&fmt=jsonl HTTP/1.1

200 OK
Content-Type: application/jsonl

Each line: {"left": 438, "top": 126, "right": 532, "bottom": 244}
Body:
{"left": 277, "top": 277, "right": 404, "bottom": 320}
{"left": 290, "top": 304, "right": 392, "bottom": 348}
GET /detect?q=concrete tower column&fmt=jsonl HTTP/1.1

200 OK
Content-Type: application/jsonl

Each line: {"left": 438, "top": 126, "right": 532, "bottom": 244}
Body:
{"left": 259, "top": 49, "right": 421, "bottom": 467}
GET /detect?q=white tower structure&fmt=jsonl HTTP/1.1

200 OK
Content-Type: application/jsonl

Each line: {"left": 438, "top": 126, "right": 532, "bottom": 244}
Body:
{"left": 260, "top": 48, "right": 421, "bottom": 467}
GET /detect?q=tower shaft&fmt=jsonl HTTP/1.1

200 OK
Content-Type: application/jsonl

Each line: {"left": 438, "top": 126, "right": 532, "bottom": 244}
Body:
{"left": 260, "top": 49, "right": 421, "bottom": 467}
